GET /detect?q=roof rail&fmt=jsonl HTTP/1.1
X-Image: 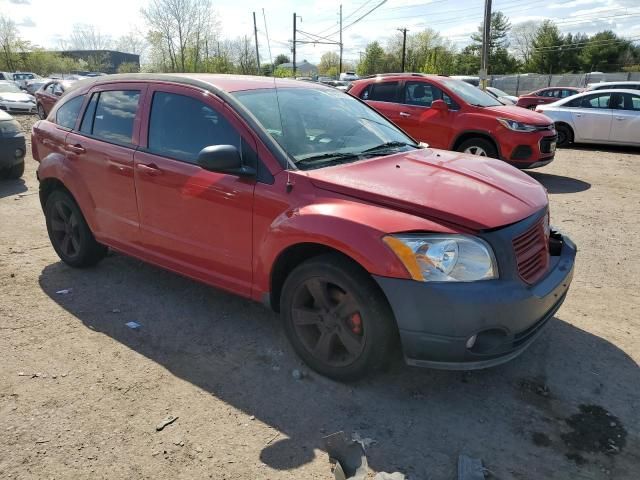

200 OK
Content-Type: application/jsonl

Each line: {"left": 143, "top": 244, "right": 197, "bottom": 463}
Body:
{"left": 360, "top": 72, "right": 444, "bottom": 79}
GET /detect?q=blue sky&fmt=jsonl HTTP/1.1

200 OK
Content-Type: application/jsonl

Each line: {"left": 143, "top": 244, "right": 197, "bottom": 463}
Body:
{"left": 3, "top": 0, "right": 640, "bottom": 64}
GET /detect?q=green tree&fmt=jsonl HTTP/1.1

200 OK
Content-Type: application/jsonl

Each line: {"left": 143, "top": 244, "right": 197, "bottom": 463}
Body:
{"left": 274, "top": 54, "right": 290, "bottom": 66}
{"left": 454, "top": 46, "right": 480, "bottom": 75}
{"left": 527, "top": 20, "right": 564, "bottom": 74}
{"left": 357, "top": 41, "right": 385, "bottom": 76}
{"left": 318, "top": 51, "right": 339, "bottom": 76}
{"left": 469, "top": 11, "right": 517, "bottom": 73}
{"left": 580, "top": 31, "right": 632, "bottom": 72}
{"left": 117, "top": 62, "right": 140, "bottom": 73}
{"left": 273, "top": 66, "right": 293, "bottom": 77}
{"left": 561, "top": 33, "right": 588, "bottom": 73}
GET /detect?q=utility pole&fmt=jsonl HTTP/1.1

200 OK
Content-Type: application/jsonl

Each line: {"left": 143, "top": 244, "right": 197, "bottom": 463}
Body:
{"left": 480, "top": 0, "right": 492, "bottom": 90}
{"left": 339, "top": 4, "right": 343, "bottom": 75}
{"left": 253, "top": 12, "right": 260, "bottom": 75}
{"left": 293, "top": 12, "right": 297, "bottom": 77}
{"left": 397, "top": 28, "right": 408, "bottom": 72}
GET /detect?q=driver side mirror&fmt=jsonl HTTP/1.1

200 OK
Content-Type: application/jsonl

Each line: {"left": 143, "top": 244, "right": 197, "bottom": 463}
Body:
{"left": 54, "top": 90, "right": 62, "bottom": 97}
{"left": 197, "top": 145, "right": 256, "bottom": 177}
{"left": 432, "top": 99, "right": 448, "bottom": 112}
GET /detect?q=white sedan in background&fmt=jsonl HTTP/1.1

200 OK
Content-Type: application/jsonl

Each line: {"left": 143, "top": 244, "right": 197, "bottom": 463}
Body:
{"left": 536, "top": 89, "right": 640, "bottom": 147}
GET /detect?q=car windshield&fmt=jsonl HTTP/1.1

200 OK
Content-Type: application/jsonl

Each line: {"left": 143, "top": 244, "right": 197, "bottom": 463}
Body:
{"left": 441, "top": 79, "right": 501, "bottom": 107}
{"left": 233, "top": 86, "right": 417, "bottom": 169}
{"left": 0, "top": 83, "right": 22, "bottom": 93}
{"left": 489, "top": 87, "right": 509, "bottom": 97}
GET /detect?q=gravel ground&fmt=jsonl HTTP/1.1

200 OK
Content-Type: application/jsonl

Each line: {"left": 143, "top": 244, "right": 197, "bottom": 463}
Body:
{"left": 1, "top": 114, "right": 639, "bottom": 480}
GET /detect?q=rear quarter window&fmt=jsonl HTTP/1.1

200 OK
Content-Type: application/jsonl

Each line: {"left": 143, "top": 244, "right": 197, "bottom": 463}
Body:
{"left": 55, "top": 95, "right": 85, "bottom": 129}
{"left": 366, "top": 82, "right": 400, "bottom": 102}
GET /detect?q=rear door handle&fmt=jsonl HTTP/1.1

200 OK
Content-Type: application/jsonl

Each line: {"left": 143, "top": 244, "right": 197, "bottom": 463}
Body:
{"left": 66, "top": 144, "right": 85, "bottom": 154}
{"left": 137, "top": 163, "right": 163, "bottom": 176}
{"left": 615, "top": 116, "right": 625, "bottom": 121}
{"left": 399, "top": 111, "right": 411, "bottom": 117}
{"left": 575, "top": 113, "right": 582, "bottom": 117}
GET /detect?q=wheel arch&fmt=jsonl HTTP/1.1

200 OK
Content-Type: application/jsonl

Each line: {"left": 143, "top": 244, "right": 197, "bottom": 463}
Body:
{"left": 269, "top": 243, "right": 378, "bottom": 312}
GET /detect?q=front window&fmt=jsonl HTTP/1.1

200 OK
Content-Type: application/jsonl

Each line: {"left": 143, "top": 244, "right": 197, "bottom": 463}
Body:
{"left": 0, "top": 83, "right": 21, "bottom": 93}
{"left": 233, "top": 86, "right": 417, "bottom": 170}
{"left": 439, "top": 79, "right": 501, "bottom": 107}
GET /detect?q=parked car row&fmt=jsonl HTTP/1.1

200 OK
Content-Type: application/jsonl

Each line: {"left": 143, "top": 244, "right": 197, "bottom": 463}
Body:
{"left": 27, "top": 74, "right": 577, "bottom": 380}
{"left": 0, "top": 81, "right": 37, "bottom": 114}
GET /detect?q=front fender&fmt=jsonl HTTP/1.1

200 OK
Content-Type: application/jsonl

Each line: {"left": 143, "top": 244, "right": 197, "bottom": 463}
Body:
{"left": 253, "top": 196, "right": 458, "bottom": 297}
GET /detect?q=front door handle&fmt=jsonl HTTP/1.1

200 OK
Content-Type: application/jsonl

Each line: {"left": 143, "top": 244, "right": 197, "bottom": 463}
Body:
{"left": 615, "top": 116, "right": 625, "bottom": 121}
{"left": 66, "top": 144, "right": 85, "bottom": 154}
{"left": 575, "top": 113, "right": 582, "bottom": 117}
{"left": 399, "top": 111, "right": 411, "bottom": 117}
{"left": 137, "top": 163, "right": 163, "bottom": 176}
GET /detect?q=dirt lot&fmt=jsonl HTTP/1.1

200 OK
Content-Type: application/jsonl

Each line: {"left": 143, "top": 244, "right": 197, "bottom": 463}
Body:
{"left": 1, "top": 114, "right": 639, "bottom": 480}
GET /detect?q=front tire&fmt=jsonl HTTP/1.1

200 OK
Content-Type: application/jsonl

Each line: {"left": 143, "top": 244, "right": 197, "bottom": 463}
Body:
{"left": 0, "top": 160, "right": 24, "bottom": 179}
{"left": 280, "top": 254, "right": 396, "bottom": 381}
{"left": 45, "top": 190, "right": 107, "bottom": 268}
{"left": 457, "top": 137, "right": 498, "bottom": 158}
{"left": 556, "top": 124, "right": 573, "bottom": 147}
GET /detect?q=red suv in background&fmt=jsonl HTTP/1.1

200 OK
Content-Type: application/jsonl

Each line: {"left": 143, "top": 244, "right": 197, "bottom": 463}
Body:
{"left": 35, "top": 80, "right": 76, "bottom": 119}
{"left": 349, "top": 74, "right": 557, "bottom": 169}
{"left": 516, "top": 86, "right": 583, "bottom": 110}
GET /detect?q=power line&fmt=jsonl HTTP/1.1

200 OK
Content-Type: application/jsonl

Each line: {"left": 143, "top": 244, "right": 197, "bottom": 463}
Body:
{"left": 324, "top": 0, "right": 388, "bottom": 38}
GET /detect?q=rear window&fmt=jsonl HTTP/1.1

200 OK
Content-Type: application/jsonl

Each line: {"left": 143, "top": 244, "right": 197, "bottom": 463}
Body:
{"left": 55, "top": 95, "right": 85, "bottom": 129}
{"left": 364, "top": 82, "right": 399, "bottom": 102}
{"left": 88, "top": 90, "right": 140, "bottom": 145}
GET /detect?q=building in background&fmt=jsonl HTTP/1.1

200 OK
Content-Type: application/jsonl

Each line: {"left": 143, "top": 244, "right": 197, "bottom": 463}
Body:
{"left": 278, "top": 60, "right": 318, "bottom": 77}
{"left": 54, "top": 50, "right": 140, "bottom": 74}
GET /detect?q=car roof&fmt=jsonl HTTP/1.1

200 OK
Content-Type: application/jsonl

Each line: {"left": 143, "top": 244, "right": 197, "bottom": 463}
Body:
{"left": 589, "top": 81, "right": 637, "bottom": 86}
{"left": 65, "top": 73, "right": 330, "bottom": 96}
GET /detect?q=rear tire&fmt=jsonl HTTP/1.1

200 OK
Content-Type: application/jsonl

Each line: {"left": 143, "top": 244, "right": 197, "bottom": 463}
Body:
{"left": 556, "top": 124, "right": 573, "bottom": 147}
{"left": 45, "top": 190, "right": 107, "bottom": 268}
{"left": 0, "top": 160, "right": 24, "bottom": 179}
{"left": 457, "top": 137, "right": 498, "bottom": 158}
{"left": 280, "top": 254, "right": 396, "bottom": 381}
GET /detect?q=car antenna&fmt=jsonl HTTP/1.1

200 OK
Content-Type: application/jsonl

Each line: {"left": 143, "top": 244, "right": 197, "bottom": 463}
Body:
{"left": 263, "top": 8, "right": 294, "bottom": 193}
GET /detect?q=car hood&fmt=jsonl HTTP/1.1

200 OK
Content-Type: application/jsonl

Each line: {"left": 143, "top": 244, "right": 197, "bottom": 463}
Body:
{"left": 482, "top": 104, "right": 552, "bottom": 124}
{"left": 305, "top": 148, "right": 548, "bottom": 231}
{"left": 0, "top": 92, "right": 33, "bottom": 102}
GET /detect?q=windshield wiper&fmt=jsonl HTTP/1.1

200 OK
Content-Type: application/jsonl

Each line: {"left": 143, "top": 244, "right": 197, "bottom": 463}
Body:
{"left": 295, "top": 152, "right": 361, "bottom": 168}
{"left": 359, "top": 141, "right": 416, "bottom": 154}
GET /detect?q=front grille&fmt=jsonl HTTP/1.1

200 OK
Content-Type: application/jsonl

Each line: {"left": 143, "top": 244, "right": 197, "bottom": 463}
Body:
{"left": 539, "top": 135, "right": 558, "bottom": 154}
{"left": 536, "top": 124, "right": 554, "bottom": 131}
{"left": 513, "top": 217, "right": 549, "bottom": 284}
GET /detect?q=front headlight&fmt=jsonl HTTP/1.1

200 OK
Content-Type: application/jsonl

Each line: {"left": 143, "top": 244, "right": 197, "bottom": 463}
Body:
{"left": 383, "top": 234, "right": 498, "bottom": 282}
{"left": 497, "top": 118, "right": 538, "bottom": 132}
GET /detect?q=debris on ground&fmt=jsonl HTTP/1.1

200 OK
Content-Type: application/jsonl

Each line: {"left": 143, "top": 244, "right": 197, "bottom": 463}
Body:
{"left": 55, "top": 289, "right": 73, "bottom": 295}
{"left": 458, "top": 454, "right": 486, "bottom": 480}
{"left": 324, "top": 431, "right": 405, "bottom": 480}
{"left": 125, "top": 321, "right": 141, "bottom": 330}
{"left": 155, "top": 415, "right": 178, "bottom": 431}
{"left": 292, "top": 369, "right": 304, "bottom": 380}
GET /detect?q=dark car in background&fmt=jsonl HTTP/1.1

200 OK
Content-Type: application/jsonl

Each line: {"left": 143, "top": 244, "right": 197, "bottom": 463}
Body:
{"left": 35, "top": 80, "right": 77, "bottom": 119}
{"left": 0, "top": 110, "right": 26, "bottom": 179}
{"left": 516, "top": 87, "right": 583, "bottom": 110}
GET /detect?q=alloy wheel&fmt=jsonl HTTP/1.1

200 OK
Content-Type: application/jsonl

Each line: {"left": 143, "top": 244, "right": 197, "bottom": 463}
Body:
{"left": 463, "top": 146, "right": 488, "bottom": 156}
{"left": 50, "top": 200, "right": 81, "bottom": 259}
{"left": 291, "top": 278, "right": 366, "bottom": 367}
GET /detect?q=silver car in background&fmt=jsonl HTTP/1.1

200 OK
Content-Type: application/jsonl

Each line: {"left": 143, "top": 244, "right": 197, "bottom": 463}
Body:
{"left": 535, "top": 89, "right": 640, "bottom": 147}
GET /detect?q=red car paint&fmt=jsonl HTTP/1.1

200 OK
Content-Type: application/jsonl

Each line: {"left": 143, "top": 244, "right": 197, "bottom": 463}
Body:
{"left": 516, "top": 86, "right": 583, "bottom": 110}
{"left": 349, "top": 74, "right": 558, "bottom": 169}
{"left": 35, "top": 80, "right": 76, "bottom": 118}
{"left": 32, "top": 74, "right": 549, "bottom": 304}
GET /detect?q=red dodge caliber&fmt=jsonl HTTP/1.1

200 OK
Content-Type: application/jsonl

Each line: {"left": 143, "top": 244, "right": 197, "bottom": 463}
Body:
{"left": 32, "top": 74, "right": 576, "bottom": 380}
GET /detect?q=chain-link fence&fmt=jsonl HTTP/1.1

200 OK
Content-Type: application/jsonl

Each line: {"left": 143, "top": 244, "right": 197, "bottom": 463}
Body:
{"left": 490, "top": 72, "right": 640, "bottom": 95}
